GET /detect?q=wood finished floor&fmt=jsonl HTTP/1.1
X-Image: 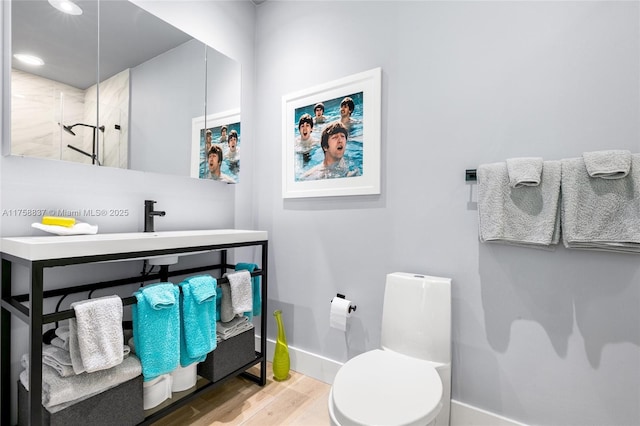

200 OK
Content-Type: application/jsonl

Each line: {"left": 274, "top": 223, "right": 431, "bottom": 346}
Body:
{"left": 151, "top": 363, "right": 331, "bottom": 426}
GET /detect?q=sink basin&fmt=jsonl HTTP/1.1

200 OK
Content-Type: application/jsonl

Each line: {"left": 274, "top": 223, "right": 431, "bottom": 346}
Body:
{"left": 0, "top": 229, "right": 267, "bottom": 261}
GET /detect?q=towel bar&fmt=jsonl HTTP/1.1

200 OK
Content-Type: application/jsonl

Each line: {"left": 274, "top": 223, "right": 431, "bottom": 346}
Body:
{"left": 465, "top": 169, "right": 477, "bottom": 182}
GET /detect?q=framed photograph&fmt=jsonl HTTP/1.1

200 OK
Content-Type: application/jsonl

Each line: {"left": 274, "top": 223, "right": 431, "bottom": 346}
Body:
{"left": 191, "top": 108, "right": 241, "bottom": 183}
{"left": 282, "top": 67, "right": 381, "bottom": 198}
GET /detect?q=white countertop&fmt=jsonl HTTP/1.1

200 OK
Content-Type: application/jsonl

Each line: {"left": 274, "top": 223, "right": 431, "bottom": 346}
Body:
{"left": 0, "top": 229, "right": 267, "bottom": 261}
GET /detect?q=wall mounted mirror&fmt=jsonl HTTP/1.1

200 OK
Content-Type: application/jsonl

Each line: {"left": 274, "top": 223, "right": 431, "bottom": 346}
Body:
{"left": 8, "top": 0, "right": 241, "bottom": 179}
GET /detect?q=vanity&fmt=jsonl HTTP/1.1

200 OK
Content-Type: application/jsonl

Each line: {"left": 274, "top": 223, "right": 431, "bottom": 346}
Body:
{"left": 0, "top": 229, "right": 268, "bottom": 425}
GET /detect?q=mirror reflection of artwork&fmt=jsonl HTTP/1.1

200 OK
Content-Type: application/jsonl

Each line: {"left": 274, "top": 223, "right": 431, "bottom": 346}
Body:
{"left": 292, "top": 92, "right": 363, "bottom": 182}
{"left": 197, "top": 122, "right": 241, "bottom": 183}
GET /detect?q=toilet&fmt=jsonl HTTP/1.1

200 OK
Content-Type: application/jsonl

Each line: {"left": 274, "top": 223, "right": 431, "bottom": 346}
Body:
{"left": 329, "top": 272, "right": 452, "bottom": 426}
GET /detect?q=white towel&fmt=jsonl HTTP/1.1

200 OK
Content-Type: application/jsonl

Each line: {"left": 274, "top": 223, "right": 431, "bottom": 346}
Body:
{"left": 583, "top": 150, "right": 632, "bottom": 179}
{"left": 561, "top": 155, "right": 640, "bottom": 252}
{"left": 506, "top": 157, "right": 543, "bottom": 188}
{"left": 224, "top": 270, "right": 253, "bottom": 315}
{"left": 70, "top": 295, "right": 124, "bottom": 373}
{"left": 477, "top": 160, "right": 561, "bottom": 248}
{"left": 20, "top": 355, "right": 141, "bottom": 412}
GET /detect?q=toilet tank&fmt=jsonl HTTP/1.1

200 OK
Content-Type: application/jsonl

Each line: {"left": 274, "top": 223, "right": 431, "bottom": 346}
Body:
{"left": 381, "top": 272, "right": 451, "bottom": 364}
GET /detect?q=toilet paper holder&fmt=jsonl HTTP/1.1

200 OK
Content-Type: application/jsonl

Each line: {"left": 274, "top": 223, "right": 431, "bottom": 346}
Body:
{"left": 333, "top": 293, "right": 357, "bottom": 313}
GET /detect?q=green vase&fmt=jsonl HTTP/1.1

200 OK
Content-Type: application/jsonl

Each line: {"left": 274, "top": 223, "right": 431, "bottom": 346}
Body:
{"left": 272, "top": 310, "right": 290, "bottom": 381}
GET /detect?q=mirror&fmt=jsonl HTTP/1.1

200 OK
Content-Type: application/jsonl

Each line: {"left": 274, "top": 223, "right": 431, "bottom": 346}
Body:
{"left": 9, "top": 0, "right": 241, "bottom": 180}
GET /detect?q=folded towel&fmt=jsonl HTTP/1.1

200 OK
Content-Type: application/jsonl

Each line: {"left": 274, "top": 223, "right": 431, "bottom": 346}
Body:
{"left": 179, "top": 275, "right": 217, "bottom": 367}
{"left": 42, "top": 345, "right": 75, "bottom": 378}
{"left": 31, "top": 222, "right": 98, "bottom": 236}
{"left": 217, "top": 315, "right": 254, "bottom": 340}
{"left": 51, "top": 326, "right": 70, "bottom": 350}
{"left": 561, "top": 155, "right": 640, "bottom": 252}
{"left": 477, "top": 160, "right": 561, "bottom": 248}
{"left": 225, "top": 270, "right": 253, "bottom": 315}
{"left": 219, "top": 282, "right": 234, "bottom": 323}
{"left": 20, "top": 354, "right": 141, "bottom": 412}
{"left": 70, "top": 295, "right": 123, "bottom": 373}
{"left": 132, "top": 283, "right": 180, "bottom": 381}
{"left": 235, "top": 263, "right": 261, "bottom": 317}
{"left": 583, "top": 150, "right": 632, "bottom": 179}
{"left": 41, "top": 216, "right": 76, "bottom": 227}
{"left": 506, "top": 157, "right": 543, "bottom": 188}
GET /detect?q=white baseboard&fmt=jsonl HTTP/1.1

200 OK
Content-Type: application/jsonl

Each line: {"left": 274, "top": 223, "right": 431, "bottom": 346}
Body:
{"left": 256, "top": 336, "right": 342, "bottom": 384}
{"left": 450, "top": 400, "right": 527, "bottom": 426}
{"left": 256, "top": 336, "right": 527, "bottom": 426}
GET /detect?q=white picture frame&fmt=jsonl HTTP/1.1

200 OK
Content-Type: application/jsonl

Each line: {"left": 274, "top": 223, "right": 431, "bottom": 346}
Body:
{"left": 282, "top": 68, "right": 381, "bottom": 198}
{"left": 191, "top": 108, "right": 241, "bottom": 181}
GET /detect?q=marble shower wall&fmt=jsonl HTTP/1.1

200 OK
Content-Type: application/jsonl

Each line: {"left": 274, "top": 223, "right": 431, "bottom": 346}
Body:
{"left": 10, "top": 68, "right": 129, "bottom": 169}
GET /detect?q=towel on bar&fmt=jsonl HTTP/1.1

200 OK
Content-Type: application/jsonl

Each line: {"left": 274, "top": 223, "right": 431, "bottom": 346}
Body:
{"left": 132, "top": 283, "right": 180, "bottom": 381}
{"left": 506, "top": 157, "right": 543, "bottom": 188}
{"left": 179, "top": 275, "right": 217, "bottom": 367}
{"left": 583, "top": 150, "right": 632, "bottom": 179}
{"left": 219, "top": 282, "right": 235, "bottom": 323}
{"left": 561, "top": 155, "right": 640, "bottom": 252}
{"left": 225, "top": 270, "right": 253, "bottom": 315}
{"left": 477, "top": 160, "right": 561, "bottom": 248}
{"left": 70, "top": 295, "right": 123, "bottom": 373}
{"left": 19, "top": 354, "right": 141, "bottom": 413}
{"left": 235, "top": 263, "right": 261, "bottom": 317}
{"left": 217, "top": 315, "right": 254, "bottom": 341}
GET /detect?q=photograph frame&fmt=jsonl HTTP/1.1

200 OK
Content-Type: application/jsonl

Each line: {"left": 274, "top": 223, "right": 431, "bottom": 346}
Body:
{"left": 282, "top": 67, "right": 381, "bottom": 199}
{"left": 191, "top": 108, "right": 241, "bottom": 181}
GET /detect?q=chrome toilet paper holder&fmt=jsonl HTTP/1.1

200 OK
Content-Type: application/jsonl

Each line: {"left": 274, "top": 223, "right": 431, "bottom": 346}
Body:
{"left": 333, "top": 293, "right": 357, "bottom": 313}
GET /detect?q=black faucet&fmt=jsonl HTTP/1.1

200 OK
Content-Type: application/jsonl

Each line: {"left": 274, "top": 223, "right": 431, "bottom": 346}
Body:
{"left": 144, "top": 200, "right": 166, "bottom": 232}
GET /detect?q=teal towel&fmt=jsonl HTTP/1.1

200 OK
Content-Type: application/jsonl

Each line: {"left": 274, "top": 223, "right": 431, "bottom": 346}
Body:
{"left": 216, "top": 294, "right": 221, "bottom": 321}
{"left": 179, "top": 275, "right": 217, "bottom": 367}
{"left": 132, "top": 283, "right": 180, "bottom": 381}
{"left": 235, "top": 263, "right": 261, "bottom": 317}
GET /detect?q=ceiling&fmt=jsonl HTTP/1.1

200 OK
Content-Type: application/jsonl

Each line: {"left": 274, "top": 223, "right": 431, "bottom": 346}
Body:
{"left": 11, "top": 0, "right": 193, "bottom": 89}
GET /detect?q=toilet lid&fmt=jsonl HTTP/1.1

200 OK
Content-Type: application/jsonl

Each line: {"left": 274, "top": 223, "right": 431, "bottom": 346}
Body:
{"left": 332, "top": 349, "right": 443, "bottom": 426}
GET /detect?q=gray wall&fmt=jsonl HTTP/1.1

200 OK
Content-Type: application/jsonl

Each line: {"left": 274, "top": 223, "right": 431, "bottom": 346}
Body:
{"left": 253, "top": 1, "right": 640, "bottom": 425}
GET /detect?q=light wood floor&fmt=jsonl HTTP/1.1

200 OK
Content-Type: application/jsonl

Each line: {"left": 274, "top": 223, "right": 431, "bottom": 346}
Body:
{"left": 152, "top": 363, "right": 331, "bottom": 426}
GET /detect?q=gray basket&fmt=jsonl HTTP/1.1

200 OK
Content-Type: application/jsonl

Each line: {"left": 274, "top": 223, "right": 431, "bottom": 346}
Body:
{"left": 18, "top": 375, "right": 144, "bottom": 426}
{"left": 198, "top": 327, "right": 256, "bottom": 382}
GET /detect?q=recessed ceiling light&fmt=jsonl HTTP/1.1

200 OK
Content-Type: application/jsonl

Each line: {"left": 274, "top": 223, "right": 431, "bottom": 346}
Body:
{"left": 13, "top": 54, "right": 45, "bottom": 66}
{"left": 48, "top": 0, "right": 83, "bottom": 16}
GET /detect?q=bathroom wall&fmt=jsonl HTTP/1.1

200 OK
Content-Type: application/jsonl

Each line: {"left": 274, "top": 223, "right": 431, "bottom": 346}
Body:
{"left": 0, "top": 1, "right": 257, "bottom": 423}
{"left": 253, "top": 1, "right": 640, "bottom": 425}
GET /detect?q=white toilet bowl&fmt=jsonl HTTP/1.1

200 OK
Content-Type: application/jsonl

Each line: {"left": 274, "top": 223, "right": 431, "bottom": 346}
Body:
{"left": 328, "top": 350, "right": 443, "bottom": 426}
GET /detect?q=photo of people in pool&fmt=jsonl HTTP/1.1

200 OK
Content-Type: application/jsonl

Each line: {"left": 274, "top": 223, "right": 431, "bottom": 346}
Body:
{"left": 292, "top": 92, "right": 363, "bottom": 181}
{"left": 198, "top": 122, "right": 241, "bottom": 183}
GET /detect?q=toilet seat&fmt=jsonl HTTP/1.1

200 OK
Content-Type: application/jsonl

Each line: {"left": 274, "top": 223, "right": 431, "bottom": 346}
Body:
{"left": 330, "top": 349, "right": 443, "bottom": 426}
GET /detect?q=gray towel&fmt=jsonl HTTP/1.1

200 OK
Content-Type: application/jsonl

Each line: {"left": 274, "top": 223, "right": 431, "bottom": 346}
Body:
{"left": 71, "top": 295, "right": 124, "bottom": 373}
{"left": 560, "top": 155, "right": 640, "bottom": 253}
{"left": 583, "top": 150, "right": 631, "bottom": 179}
{"left": 224, "top": 270, "right": 253, "bottom": 315}
{"left": 19, "top": 354, "right": 141, "bottom": 412}
{"left": 216, "top": 315, "right": 254, "bottom": 340}
{"left": 477, "top": 160, "right": 561, "bottom": 248}
{"left": 42, "top": 345, "right": 75, "bottom": 378}
{"left": 506, "top": 157, "right": 543, "bottom": 188}
{"left": 219, "top": 282, "right": 235, "bottom": 322}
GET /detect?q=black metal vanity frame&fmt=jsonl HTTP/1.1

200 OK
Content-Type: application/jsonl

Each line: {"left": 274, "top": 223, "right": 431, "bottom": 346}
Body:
{"left": 0, "top": 239, "right": 268, "bottom": 426}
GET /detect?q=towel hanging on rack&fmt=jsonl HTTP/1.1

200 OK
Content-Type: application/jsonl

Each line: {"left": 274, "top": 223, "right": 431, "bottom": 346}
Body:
{"left": 477, "top": 160, "right": 561, "bottom": 248}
